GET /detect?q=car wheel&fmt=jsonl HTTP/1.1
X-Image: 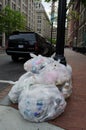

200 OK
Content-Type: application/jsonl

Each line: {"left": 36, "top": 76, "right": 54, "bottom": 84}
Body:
{"left": 11, "top": 55, "right": 19, "bottom": 62}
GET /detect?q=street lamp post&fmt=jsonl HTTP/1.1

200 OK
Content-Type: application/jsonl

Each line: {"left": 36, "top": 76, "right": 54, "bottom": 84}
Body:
{"left": 54, "top": 0, "right": 67, "bottom": 66}
{"left": 51, "top": 22, "right": 53, "bottom": 44}
{"left": 51, "top": 0, "right": 55, "bottom": 44}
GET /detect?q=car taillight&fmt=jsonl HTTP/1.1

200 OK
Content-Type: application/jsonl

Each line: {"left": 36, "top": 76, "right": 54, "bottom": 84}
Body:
{"left": 35, "top": 42, "right": 38, "bottom": 50}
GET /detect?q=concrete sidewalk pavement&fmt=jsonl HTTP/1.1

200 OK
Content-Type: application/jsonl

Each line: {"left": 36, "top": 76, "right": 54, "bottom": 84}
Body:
{"left": 0, "top": 106, "right": 64, "bottom": 130}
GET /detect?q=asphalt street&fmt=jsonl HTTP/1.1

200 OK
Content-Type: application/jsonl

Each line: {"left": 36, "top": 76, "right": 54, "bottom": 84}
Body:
{"left": 0, "top": 52, "right": 26, "bottom": 91}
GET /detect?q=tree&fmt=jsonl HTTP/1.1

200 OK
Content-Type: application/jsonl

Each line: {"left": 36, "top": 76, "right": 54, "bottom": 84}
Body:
{"left": 0, "top": 6, "right": 26, "bottom": 37}
{"left": 67, "top": 10, "right": 80, "bottom": 21}
{"left": 11, "top": 10, "right": 26, "bottom": 32}
{"left": 67, "top": 0, "right": 86, "bottom": 21}
{"left": 68, "top": 0, "right": 86, "bottom": 7}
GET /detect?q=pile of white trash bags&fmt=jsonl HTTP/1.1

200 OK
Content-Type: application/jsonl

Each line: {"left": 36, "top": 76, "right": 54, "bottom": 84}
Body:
{"left": 8, "top": 54, "right": 72, "bottom": 122}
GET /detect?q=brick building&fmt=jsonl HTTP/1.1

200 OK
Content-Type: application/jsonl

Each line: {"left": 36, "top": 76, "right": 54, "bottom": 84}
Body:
{"left": 67, "top": 0, "right": 86, "bottom": 52}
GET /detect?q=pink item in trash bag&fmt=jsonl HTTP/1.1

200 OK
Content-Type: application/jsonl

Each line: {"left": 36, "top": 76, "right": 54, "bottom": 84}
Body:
{"left": 41, "top": 70, "right": 58, "bottom": 84}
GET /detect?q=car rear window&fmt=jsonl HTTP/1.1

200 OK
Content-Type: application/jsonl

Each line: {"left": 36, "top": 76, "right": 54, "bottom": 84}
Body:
{"left": 9, "top": 33, "right": 36, "bottom": 45}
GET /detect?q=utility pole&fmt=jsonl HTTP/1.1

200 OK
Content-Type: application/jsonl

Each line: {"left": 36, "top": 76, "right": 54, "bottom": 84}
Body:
{"left": 51, "top": 0, "right": 55, "bottom": 44}
{"left": 54, "top": 0, "right": 67, "bottom": 66}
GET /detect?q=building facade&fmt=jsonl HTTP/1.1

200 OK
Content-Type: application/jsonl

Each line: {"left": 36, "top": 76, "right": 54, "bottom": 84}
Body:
{"left": 78, "top": 3, "right": 86, "bottom": 48}
{"left": 0, "top": 0, "right": 51, "bottom": 47}
{"left": 67, "top": 0, "right": 86, "bottom": 52}
{"left": 34, "top": 0, "right": 51, "bottom": 39}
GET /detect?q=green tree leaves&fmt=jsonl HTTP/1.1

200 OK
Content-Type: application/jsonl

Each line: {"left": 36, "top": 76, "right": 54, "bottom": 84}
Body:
{"left": 0, "top": 6, "right": 26, "bottom": 36}
{"left": 67, "top": 10, "right": 80, "bottom": 21}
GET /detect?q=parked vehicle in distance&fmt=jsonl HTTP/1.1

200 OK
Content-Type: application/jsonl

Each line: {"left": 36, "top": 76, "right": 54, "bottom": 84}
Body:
{"left": 6, "top": 31, "right": 55, "bottom": 61}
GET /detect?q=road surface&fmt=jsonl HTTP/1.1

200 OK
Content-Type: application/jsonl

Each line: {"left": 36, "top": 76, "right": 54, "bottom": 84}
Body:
{"left": 0, "top": 53, "right": 26, "bottom": 91}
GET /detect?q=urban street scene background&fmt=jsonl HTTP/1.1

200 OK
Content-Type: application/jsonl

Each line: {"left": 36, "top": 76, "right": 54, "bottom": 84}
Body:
{"left": 0, "top": 0, "right": 86, "bottom": 130}
{"left": 0, "top": 0, "right": 86, "bottom": 53}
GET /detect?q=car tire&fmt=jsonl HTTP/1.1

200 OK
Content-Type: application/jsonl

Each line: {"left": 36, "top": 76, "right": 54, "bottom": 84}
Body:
{"left": 11, "top": 55, "right": 19, "bottom": 62}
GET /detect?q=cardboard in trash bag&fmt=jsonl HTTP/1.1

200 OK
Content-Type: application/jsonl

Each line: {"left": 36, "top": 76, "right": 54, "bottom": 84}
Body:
{"left": 18, "top": 84, "right": 66, "bottom": 122}
{"left": 57, "top": 81, "right": 72, "bottom": 99}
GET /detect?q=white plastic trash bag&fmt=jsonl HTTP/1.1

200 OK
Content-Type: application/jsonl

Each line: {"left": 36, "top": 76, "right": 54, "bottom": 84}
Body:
{"left": 24, "top": 54, "right": 54, "bottom": 73}
{"left": 8, "top": 61, "right": 72, "bottom": 103}
{"left": 18, "top": 84, "right": 66, "bottom": 122}
{"left": 36, "top": 61, "right": 71, "bottom": 85}
{"left": 33, "top": 61, "right": 72, "bottom": 99}
{"left": 8, "top": 72, "right": 34, "bottom": 103}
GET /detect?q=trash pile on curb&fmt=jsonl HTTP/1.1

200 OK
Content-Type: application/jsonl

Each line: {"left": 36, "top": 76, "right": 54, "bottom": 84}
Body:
{"left": 8, "top": 54, "right": 72, "bottom": 122}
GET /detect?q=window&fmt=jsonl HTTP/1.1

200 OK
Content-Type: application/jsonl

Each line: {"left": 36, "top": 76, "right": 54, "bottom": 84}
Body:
{"left": 37, "top": 23, "right": 41, "bottom": 28}
{"left": 37, "top": 19, "right": 41, "bottom": 23}
{"left": 12, "top": 3, "right": 16, "bottom": 10}
{"left": 9, "top": 33, "right": 36, "bottom": 45}
{"left": 5, "top": 0, "right": 9, "bottom": 5}
{"left": 37, "top": 16, "right": 41, "bottom": 19}
{"left": 13, "top": 0, "right": 16, "bottom": 2}
{"left": 37, "top": 28, "right": 41, "bottom": 32}
{"left": 17, "top": 7, "right": 20, "bottom": 11}
{"left": 18, "top": 0, "right": 21, "bottom": 5}
{"left": 39, "top": 3, "right": 40, "bottom": 8}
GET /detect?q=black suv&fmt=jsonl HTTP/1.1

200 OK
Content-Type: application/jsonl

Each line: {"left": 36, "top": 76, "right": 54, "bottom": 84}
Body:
{"left": 6, "top": 32, "right": 54, "bottom": 61}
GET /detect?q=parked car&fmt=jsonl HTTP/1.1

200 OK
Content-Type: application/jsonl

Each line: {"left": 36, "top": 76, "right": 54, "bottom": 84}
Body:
{"left": 6, "top": 31, "right": 55, "bottom": 61}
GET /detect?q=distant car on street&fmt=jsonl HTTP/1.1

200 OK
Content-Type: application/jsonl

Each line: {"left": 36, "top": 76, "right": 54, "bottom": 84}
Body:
{"left": 6, "top": 31, "right": 55, "bottom": 61}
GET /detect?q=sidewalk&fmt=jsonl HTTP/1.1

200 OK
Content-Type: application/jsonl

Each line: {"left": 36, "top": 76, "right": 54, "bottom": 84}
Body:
{"left": 49, "top": 49, "right": 86, "bottom": 130}
{"left": 0, "top": 106, "right": 64, "bottom": 130}
{"left": 0, "top": 48, "right": 86, "bottom": 130}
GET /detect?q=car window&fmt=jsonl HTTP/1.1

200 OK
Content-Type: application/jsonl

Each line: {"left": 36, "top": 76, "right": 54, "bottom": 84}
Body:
{"left": 9, "top": 33, "right": 36, "bottom": 45}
